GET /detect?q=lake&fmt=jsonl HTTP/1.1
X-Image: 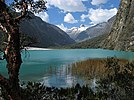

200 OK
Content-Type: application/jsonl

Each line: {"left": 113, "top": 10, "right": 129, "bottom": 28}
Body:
{"left": 0, "top": 49, "right": 134, "bottom": 87}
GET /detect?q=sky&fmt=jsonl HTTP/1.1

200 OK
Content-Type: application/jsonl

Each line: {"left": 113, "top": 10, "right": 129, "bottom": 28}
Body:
{"left": 7, "top": 0, "right": 120, "bottom": 31}
{"left": 34, "top": 0, "right": 120, "bottom": 31}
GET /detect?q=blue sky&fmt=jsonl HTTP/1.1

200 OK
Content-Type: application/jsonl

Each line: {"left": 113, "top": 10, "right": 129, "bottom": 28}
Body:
{"left": 34, "top": 0, "right": 120, "bottom": 31}
{"left": 8, "top": 0, "right": 120, "bottom": 30}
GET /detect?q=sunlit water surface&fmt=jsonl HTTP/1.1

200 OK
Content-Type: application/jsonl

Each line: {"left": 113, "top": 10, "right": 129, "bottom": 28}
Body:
{"left": 0, "top": 49, "right": 134, "bottom": 87}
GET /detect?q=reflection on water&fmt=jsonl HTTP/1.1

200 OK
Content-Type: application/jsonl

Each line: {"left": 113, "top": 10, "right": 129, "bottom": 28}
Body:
{"left": 0, "top": 49, "right": 134, "bottom": 87}
{"left": 38, "top": 65, "right": 80, "bottom": 87}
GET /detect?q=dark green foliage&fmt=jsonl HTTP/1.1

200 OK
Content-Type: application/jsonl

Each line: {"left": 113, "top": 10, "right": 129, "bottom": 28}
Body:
{"left": 10, "top": 0, "right": 47, "bottom": 14}
{"left": 0, "top": 84, "right": 10, "bottom": 100}
{"left": 97, "top": 58, "right": 134, "bottom": 100}
{"left": 21, "top": 82, "right": 46, "bottom": 100}
{"left": 20, "top": 33, "right": 38, "bottom": 49}
{"left": 20, "top": 82, "right": 96, "bottom": 100}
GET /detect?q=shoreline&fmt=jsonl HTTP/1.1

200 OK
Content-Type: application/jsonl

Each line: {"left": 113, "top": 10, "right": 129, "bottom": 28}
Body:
{"left": 25, "top": 47, "right": 53, "bottom": 50}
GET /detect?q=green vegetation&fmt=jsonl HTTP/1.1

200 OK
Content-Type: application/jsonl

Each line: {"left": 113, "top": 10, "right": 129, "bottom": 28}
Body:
{"left": 61, "top": 33, "right": 108, "bottom": 49}
{"left": 0, "top": 0, "right": 133, "bottom": 99}
{"left": 0, "top": 82, "right": 97, "bottom": 100}
{"left": 0, "top": 57, "right": 133, "bottom": 100}
{"left": 97, "top": 58, "right": 134, "bottom": 100}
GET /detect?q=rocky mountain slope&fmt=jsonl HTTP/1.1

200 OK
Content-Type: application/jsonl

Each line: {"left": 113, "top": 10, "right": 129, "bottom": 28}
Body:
{"left": 20, "top": 13, "right": 75, "bottom": 47}
{"left": 0, "top": 13, "right": 75, "bottom": 48}
{"left": 102, "top": 0, "right": 134, "bottom": 51}
{"left": 76, "top": 16, "right": 116, "bottom": 41}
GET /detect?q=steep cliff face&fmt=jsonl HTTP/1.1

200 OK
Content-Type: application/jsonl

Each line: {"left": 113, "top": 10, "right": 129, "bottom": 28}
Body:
{"left": 102, "top": 0, "right": 134, "bottom": 51}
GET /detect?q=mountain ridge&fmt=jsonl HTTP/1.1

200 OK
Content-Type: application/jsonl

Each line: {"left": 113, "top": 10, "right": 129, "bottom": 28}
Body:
{"left": 20, "top": 13, "right": 75, "bottom": 47}
{"left": 76, "top": 16, "right": 116, "bottom": 41}
{"left": 65, "top": 16, "right": 116, "bottom": 49}
{"left": 0, "top": 13, "right": 75, "bottom": 48}
{"left": 66, "top": 24, "right": 88, "bottom": 40}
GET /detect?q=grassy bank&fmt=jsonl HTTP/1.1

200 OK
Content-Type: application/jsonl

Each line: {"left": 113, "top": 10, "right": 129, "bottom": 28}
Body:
{"left": 70, "top": 58, "right": 133, "bottom": 80}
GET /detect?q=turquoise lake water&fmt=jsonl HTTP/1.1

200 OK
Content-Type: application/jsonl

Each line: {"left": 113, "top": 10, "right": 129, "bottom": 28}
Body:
{"left": 0, "top": 49, "right": 134, "bottom": 87}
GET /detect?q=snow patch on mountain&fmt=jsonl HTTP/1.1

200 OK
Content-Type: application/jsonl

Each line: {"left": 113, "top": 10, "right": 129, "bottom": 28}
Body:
{"left": 66, "top": 25, "right": 88, "bottom": 40}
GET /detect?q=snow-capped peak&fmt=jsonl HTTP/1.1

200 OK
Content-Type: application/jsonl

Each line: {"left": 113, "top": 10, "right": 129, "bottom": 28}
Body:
{"left": 56, "top": 24, "right": 88, "bottom": 40}
{"left": 66, "top": 25, "right": 88, "bottom": 39}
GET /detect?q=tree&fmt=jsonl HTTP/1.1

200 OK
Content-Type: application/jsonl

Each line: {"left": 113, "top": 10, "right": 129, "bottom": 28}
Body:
{"left": 0, "top": 0, "right": 46, "bottom": 99}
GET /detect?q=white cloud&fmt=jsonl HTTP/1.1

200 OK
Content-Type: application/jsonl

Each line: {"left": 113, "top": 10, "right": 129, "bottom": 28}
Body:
{"left": 91, "top": 0, "right": 108, "bottom": 5}
{"left": 64, "top": 13, "right": 78, "bottom": 24}
{"left": 33, "top": 0, "right": 39, "bottom": 1}
{"left": 80, "top": 14, "right": 88, "bottom": 22}
{"left": 47, "top": 0, "right": 86, "bottom": 12}
{"left": 35, "top": 12, "right": 49, "bottom": 22}
{"left": 56, "top": 24, "right": 68, "bottom": 32}
{"left": 88, "top": 8, "right": 117, "bottom": 25}
{"left": 82, "top": 0, "right": 88, "bottom": 1}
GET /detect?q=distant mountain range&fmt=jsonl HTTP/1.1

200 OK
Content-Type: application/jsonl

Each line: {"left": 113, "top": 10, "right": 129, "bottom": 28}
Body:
{"left": 66, "top": 16, "right": 115, "bottom": 42}
{"left": 0, "top": 13, "right": 75, "bottom": 48}
{"left": 67, "top": 0, "right": 134, "bottom": 51}
{"left": 76, "top": 16, "right": 115, "bottom": 41}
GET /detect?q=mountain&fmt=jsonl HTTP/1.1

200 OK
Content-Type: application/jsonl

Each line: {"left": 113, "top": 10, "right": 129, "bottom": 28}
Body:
{"left": 66, "top": 24, "right": 88, "bottom": 40}
{"left": 0, "top": 13, "right": 75, "bottom": 48}
{"left": 66, "top": 16, "right": 116, "bottom": 48}
{"left": 68, "top": 0, "right": 134, "bottom": 51}
{"left": 65, "top": 32, "right": 108, "bottom": 49}
{"left": 75, "top": 16, "right": 116, "bottom": 41}
{"left": 19, "top": 13, "right": 75, "bottom": 48}
{"left": 102, "top": 0, "right": 134, "bottom": 51}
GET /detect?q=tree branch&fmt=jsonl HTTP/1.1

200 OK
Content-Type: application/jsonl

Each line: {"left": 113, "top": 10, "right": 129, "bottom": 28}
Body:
{"left": 15, "top": 0, "right": 27, "bottom": 22}
{"left": 0, "top": 22, "right": 8, "bottom": 33}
